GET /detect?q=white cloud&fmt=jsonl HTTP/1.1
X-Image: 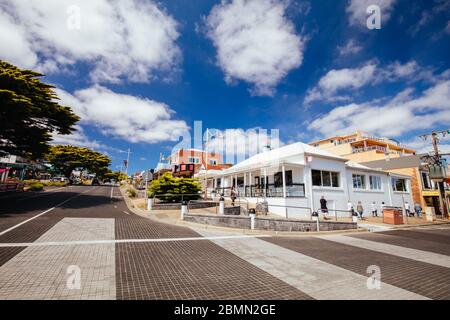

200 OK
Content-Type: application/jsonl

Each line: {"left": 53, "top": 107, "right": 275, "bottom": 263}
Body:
{"left": 446, "top": 20, "right": 450, "bottom": 34}
{"left": 56, "top": 86, "right": 189, "bottom": 144}
{"left": 51, "top": 125, "right": 110, "bottom": 152}
{"left": 403, "top": 136, "right": 450, "bottom": 155}
{"left": 308, "top": 80, "right": 450, "bottom": 138}
{"left": 346, "top": 0, "right": 397, "bottom": 27}
{"left": 205, "top": 0, "right": 305, "bottom": 96}
{"left": 206, "top": 128, "right": 282, "bottom": 164}
{"left": 337, "top": 39, "right": 363, "bottom": 56}
{"left": 305, "top": 60, "right": 430, "bottom": 104}
{"left": 0, "top": 0, "right": 180, "bottom": 83}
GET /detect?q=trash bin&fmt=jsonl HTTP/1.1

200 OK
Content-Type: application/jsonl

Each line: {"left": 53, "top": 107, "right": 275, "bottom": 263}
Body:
{"left": 383, "top": 206, "right": 403, "bottom": 224}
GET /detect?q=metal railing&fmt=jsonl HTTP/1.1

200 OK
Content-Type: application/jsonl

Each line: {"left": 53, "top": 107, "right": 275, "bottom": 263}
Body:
{"left": 214, "top": 184, "right": 305, "bottom": 198}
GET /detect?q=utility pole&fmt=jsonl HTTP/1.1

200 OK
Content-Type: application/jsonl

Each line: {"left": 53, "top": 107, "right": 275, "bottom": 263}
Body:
{"left": 125, "top": 148, "right": 131, "bottom": 177}
{"left": 419, "top": 129, "right": 450, "bottom": 219}
{"left": 204, "top": 128, "right": 209, "bottom": 200}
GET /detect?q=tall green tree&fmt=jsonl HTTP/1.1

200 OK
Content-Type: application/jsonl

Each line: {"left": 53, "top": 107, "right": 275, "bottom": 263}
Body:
{"left": 148, "top": 172, "right": 201, "bottom": 202}
{"left": 0, "top": 60, "right": 79, "bottom": 159}
{"left": 47, "top": 145, "right": 111, "bottom": 178}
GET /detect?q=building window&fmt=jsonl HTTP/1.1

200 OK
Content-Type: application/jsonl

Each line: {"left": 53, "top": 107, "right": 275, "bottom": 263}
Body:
{"left": 421, "top": 172, "right": 431, "bottom": 190}
{"left": 353, "top": 174, "right": 366, "bottom": 189}
{"left": 210, "top": 159, "right": 217, "bottom": 165}
{"left": 274, "top": 170, "right": 293, "bottom": 187}
{"left": 188, "top": 157, "right": 200, "bottom": 164}
{"left": 312, "top": 170, "right": 340, "bottom": 187}
{"left": 369, "top": 176, "right": 382, "bottom": 190}
{"left": 392, "top": 178, "right": 407, "bottom": 192}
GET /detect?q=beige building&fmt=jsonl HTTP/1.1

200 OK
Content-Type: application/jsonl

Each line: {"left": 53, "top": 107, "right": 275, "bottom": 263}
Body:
{"left": 310, "top": 130, "right": 416, "bottom": 163}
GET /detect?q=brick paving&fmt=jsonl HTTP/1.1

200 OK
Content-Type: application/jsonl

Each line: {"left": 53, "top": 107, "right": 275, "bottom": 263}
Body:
{"left": 349, "top": 232, "right": 450, "bottom": 256}
{"left": 380, "top": 229, "right": 450, "bottom": 244}
{"left": 116, "top": 240, "right": 309, "bottom": 300}
{"left": 1, "top": 185, "right": 449, "bottom": 300}
{"left": 264, "top": 236, "right": 450, "bottom": 300}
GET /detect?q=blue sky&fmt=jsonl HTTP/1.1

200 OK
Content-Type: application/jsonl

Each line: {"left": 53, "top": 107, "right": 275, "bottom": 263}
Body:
{"left": 1, "top": 0, "right": 449, "bottom": 174}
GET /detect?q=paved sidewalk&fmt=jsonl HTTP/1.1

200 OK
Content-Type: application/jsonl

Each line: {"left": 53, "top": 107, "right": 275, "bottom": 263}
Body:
{"left": 0, "top": 218, "right": 116, "bottom": 300}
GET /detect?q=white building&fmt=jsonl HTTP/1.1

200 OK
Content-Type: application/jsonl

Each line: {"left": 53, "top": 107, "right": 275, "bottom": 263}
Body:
{"left": 198, "top": 142, "right": 413, "bottom": 219}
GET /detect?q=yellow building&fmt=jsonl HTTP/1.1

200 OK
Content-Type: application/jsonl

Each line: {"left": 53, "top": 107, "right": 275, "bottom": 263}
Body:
{"left": 309, "top": 130, "right": 447, "bottom": 215}
{"left": 310, "top": 130, "right": 416, "bottom": 163}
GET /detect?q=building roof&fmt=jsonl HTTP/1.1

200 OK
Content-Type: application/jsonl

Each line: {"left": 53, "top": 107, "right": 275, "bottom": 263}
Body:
{"left": 361, "top": 154, "right": 423, "bottom": 170}
{"left": 345, "top": 161, "right": 386, "bottom": 173}
{"left": 213, "top": 142, "right": 347, "bottom": 175}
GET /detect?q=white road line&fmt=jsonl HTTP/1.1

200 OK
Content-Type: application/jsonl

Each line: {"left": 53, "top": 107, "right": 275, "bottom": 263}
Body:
{"left": 110, "top": 185, "right": 114, "bottom": 199}
{"left": 0, "top": 187, "right": 94, "bottom": 237}
{"left": 122, "top": 211, "right": 130, "bottom": 215}
{"left": 316, "top": 234, "right": 450, "bottom": 269}
{"left": 0, "top": 234, "right": 271, "bottom": 247}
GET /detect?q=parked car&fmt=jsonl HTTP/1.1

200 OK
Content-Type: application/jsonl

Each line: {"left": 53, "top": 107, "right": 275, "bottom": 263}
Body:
{"left": 91, "top": 178, "right": 100, "bottom": 186}
{"left": 51, "top": 176, "right": 69, "bottom": 183}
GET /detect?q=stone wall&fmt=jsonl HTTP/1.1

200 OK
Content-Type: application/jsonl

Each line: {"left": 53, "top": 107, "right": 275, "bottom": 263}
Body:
{"left": 183, "top": 213, "right": 357, "bottom": 232}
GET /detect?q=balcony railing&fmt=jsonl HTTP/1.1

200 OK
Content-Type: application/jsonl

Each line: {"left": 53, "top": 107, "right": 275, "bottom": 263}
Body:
{"left": 215, "top": 183, "right": 305, "bottom": 198}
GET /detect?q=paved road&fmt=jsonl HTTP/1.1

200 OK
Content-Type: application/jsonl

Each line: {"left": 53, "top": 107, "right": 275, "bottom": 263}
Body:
{"left": 0, "top": 186, "right": 449, "bottom": 300}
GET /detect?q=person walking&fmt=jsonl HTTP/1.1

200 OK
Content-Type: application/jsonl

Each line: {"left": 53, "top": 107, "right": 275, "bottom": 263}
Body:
{"left": 405, "top": 201, "right": 412, "bottom": 217}
{"left": 415, "top": 203, "right": 423, "bottom": 218}
{"left": 356, "top": 201, "right": 364, "bottom": 220}
{"left": 320, "top": 196, "right": 329, "bottom": 219}
{"left": 371, "top": 201, "right": 378, "bottom": 217}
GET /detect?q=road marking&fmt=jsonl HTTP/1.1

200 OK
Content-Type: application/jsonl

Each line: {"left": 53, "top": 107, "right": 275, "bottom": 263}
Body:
{"left": 0, "top": 187, "right": 94, "bottom": 237}
{"left": 110, "top": 185, "right": 114, "bottom": 199}
{"left": 316, "top": 234, "right": 450, "bottom": 269}
{"left": 0, "top": 234, "right": 271, "bottom": 247}
{"left": 194, "top": 229, "right": 428, "bottom": 300}
{"left": 122, "top": 211, "right": 130, "bottom": 215}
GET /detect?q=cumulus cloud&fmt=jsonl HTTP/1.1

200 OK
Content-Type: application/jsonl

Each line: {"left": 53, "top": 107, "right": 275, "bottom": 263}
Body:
{"left": 56, "top": 86, "right": 189, "bottom": 144}
{"left": 337, "top": 39, "right": 363, "bottom": 56}
{"left": 0, "top": 0, "right": 181, "bottom": 83}
{"left": 51, "top": 125, "right": 110, "bottom": 152}
{"left": 205, "top": 128, "right": 282, "bottom": 164}
{"left": 403, "top": 136, "right": 450, "bottom": 155}
{"left": 205, "top": 0, "right": 305, "bottom": 96}
{"left": 308, "top": 80, "right": 450, "bottom": 138}
{"left": 305, "top": 60, "right": 430, "bottom": 104}
{"left": 346, "top": 0, "right": 397, "bottom": 27}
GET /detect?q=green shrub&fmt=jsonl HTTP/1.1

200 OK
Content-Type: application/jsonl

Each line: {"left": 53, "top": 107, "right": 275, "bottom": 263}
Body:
{"left": 127, "top": 188, "right": 137, "bottom": 198}
{"left": 148, "top": 172, "right": 201, "bottom": 203}
{"left": 29, "top": 183, "right": 44, "bottom": 191}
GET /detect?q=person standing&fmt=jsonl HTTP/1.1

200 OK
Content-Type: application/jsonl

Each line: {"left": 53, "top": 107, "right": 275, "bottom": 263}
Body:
{"left": 320, "top": 196, "right": 329, "bottom": 219}
{"left": 380, "top": 202, "right": 386, "bottom": 216}
{"left": 230, "top": 186, "right": 237, "bottom": 206}
{"left": 347, "top": 200, "right": 355, "bottom": 217}
{"left": 371, "top": 201, "right": 378, "bottom": 217}
{"left": 405, "top": 201, "right": 412, "bottom": 217}
{"left": 414, "top": 203, "right": 422, "bottom": 218}
{"left": 356, "top": 201, "right": 364, "bottom": 220}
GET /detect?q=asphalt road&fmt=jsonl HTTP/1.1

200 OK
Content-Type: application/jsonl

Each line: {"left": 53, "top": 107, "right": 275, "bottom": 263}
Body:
{"left": 0, "top": 185, "right": 449, "bottom": 300}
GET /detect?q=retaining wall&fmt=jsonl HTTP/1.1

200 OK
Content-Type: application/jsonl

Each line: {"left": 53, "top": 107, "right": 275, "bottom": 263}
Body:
{"left": 183, "top": 213, "right": 357, "bottom": 232}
